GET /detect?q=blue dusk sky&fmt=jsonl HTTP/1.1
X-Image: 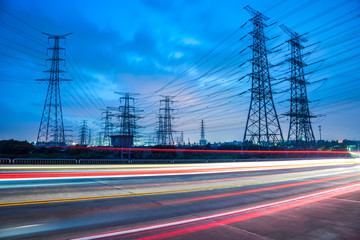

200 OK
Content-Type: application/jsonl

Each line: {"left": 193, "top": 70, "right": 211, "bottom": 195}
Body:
{"left": 0, "top": 0, "right": 359, "bottom": 144}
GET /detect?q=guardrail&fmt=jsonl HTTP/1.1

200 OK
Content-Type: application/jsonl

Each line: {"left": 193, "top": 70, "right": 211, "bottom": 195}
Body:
{"left": 12, "top": 158, "right": 77, "bottom": 164}
{"left": 0, "top": 158, "right": 11, "bottom": 164}
{"left": 78, "top": 159, "right": 131, "bottom": 164}
{"left": 0, "top": 157, "right": 356, "bottom": 165}
{"left": 0, "top": 158, "right": 229, "bottom": 164}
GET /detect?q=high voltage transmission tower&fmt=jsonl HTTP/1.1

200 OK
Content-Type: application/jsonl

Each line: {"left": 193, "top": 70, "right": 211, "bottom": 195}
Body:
{"left": 101, "top": 107, "right": 113, "bottom": 146}
{"left": 78, "top": 120, "right": 88, "bottom": 146}
{"left": 280, "top": 24, "right": 316, "bottom": 149}
{"left": 114, "top": 92, "right": 140, "bottom": 138}
{"left": 156, "top": 96, "right": 175, "bottom": 145}
{"left": 199, "top": 120, "right": 207, "bottom": 146}
{"left": 88, "top": 128, "right": 92, "bottom": 146}
{"left": 243, "top": 6, "right": 283, "bottom": 147}
{"left": 36, "top": 33, "right": 72, "bottom": 146}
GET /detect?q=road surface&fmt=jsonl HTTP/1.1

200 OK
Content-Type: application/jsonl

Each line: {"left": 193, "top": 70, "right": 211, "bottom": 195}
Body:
{"left": 0, "top": 158, "right": 360, "bottom": 239}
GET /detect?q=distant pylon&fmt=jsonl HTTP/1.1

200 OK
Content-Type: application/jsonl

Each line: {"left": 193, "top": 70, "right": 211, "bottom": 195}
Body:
{"left": 102, "top": 107, "right": 113, "bottom": 146}
{"left": 156, "top": 96, "right": 174, "bottom": 145}
{"left": 199, "top": 120, "right": 207, "bottom": 146}
{"left": 97, "top": 132, "right": 103, "bottom": 146}
{"left": 156, "top": 113, "right": 163, "bottom": 144}
{"left": 88, "top": 129, "right": 92, "bottom": 146}
{"left": 280, "top": 24, "right": 316, "bottom": 148}
{"left": 36, "top": 33, "right": 72, "bottom": 145}
{"left": 243, "top": 6, "right": 283, "bottom": 146}
{"left": 180, "top": 131, "right": 184, "bottom": 145}
{"left": 79, "top": 120, "right": 88, "bottom": 146}
{"left": 114, "top": 92, "right": 140, "bottom": 137}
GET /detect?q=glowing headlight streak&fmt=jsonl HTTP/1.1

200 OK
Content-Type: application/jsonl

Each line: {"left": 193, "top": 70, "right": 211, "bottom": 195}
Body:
{"left": 2, "top": 169, "right": 359, "bottom": 208}
{"left": 0, "top": 159, "right": 357, "bottom": 181}
{"left": 33, "top": 145, "right": 360, "bottom": 155}
{"left": 73, "top": 182, "right": 360, "bottom": 240}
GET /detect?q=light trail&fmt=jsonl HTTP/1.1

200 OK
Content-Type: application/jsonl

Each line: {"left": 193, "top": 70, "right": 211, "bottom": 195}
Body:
{"left": 2, "top": 163, "right": 359, "bottom": 239}
{"left": 74, "top": 182, "right": 360, "bottom": 240}
{"left": 1, "top": 159, "right": 357, "bottom": 181}
{"left": 33, "top": 145, "right": 360, "bottom": 155}
{"left": 1, "top": 170, "right": 359, "bottom": 208}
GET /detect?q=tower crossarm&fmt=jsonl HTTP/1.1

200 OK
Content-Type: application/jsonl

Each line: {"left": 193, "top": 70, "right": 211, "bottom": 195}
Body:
{"left": 280, "top": 24, "right": 308, "bottom": 43}
{"left": 42, "top": 32, "right": 72, "bottom": 39}
{"left": 244, "top": 5, "right": 269, "bottom": 21}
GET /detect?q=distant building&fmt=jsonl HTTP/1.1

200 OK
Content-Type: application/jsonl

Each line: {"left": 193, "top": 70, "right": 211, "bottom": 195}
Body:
{"left": 199, "top": 139, "right": 207, "bottom": 146}
{"left": 110, "top": 135, "right": 134, "bottom": 147}
{"left": 110, "top": 135, "right": 134, "bottom": 159}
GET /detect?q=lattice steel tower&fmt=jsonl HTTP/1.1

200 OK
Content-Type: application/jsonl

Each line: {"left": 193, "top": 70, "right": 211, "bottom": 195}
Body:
{"left": 157, "top": 96, "right": 174, "bottom": 145}
{"left": 115, "top": 92, "right": 139, "bottom": 137}
{"left": 199, "top": 120, "right": 207, "bottom": 146}
{"left": 243, "top": 6, "right": 283, "bottom": 146}
{"left": 79, "top": 120, "right": 88, "bottom": 146}
{"left": 36, "top": 33, "right": 72, "bottom": 145}
{"left": 101, "top": 107, "right": 113, "bottom": 146}
{"left": 156, "top": 113, "right": 163, "bottom": 145}
{"left": 280, "top": 24, "right": 316, "bottom": 148}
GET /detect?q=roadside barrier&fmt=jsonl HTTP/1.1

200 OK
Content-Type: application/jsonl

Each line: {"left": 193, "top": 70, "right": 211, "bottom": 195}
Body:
{"left": 12, "top": 158, "right": 77, "bottom": 164}
{"left": 78, "top": 159, "right": 130, "bottom": 164}
{"left": 131, "top": 159, "right": 174, "bottom": 164}
{"left": 0, "top": 157, "right": 355, "bottom": 164}
{"left": 0, "top": 158, "right": 11, "bottom": 164}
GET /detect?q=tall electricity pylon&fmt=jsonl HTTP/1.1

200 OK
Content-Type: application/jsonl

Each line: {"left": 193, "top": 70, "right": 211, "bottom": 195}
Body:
{"left": 157, "top": 96, "right": 174, "bottom": 145}
{"left": 101, "top": 107, "right": 113, "bottom": 146}
{"left": 156, "top": 113, "right": 163, "bottom": 145}
{"left": 199, "top": 120, "right": 207, "bottom": 146}
{"left": 36, "top": 33, "right": 72, "bottom": 145}
{"left": 79, "top": 120, "right": 88, "bottom": 146}
{"left": 243, "top": 6, "right": 283, "bottom": 146}
{"left": 280, "top": 24, "right": 316, "bottom": 149}
{"left": 114, "top": 92, "right": 140, "bottom": 137}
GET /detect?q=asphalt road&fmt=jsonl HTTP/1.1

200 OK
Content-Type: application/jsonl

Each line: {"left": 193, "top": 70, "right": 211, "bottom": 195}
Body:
{"left": 0, "top": 158, "right": 360, "bottom": 240}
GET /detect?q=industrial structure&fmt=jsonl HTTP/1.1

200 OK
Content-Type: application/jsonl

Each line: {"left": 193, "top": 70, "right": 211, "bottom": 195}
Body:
{"left": 32, "top": 8, "right": 325, "bottom": 151}
{"left": 36, "top": 33, "right": 72, "bottom": 146}
{"left": 243, "top": 6, "right": 284, "bottom": 147}
{"left": 280, "top": 24, "right": 316, "bottom": 149}
{"left": 101, "top": 107, "right": 113, "bottom": 146}
{"left": 199, "top": 120, "right": 207, "bottom": 146}
{"left": 78, "top": 120, "right": 88, "bottom": 146}
{"left": 156, "top": 96, "right": 175, "bottom": 145}
{"left": 114, "top": 92, "right": 139, "bottom": 137}
{"left": 110, "top": 92, "right": 140, "bottom": 158}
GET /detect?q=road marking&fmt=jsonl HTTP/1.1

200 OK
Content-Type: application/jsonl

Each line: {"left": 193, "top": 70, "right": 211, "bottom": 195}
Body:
{"left": 14, "top": 224, "right": 42, "bottom": 229}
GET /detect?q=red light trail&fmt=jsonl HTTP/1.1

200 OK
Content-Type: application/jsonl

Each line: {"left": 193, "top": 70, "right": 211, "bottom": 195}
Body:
{"left": 36, "top": 145, "right": 358, "bottom": 155}
{"left": 1, "top": 159, "right": 357, "bottom": 180}
{"left": 75, "top": 182, "right": 360, "bottom": 240}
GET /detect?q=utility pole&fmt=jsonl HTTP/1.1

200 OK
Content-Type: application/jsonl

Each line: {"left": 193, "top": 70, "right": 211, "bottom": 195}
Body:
{"left": 36, "top": 33, "right": 72, "bottom": 145}
{"left": 156, "top": 96, "right": 175, "bottom": 145}
{"left": 79, "top": 120, "right": 88, "bottom": 146}
{"left": 280, "top": 24, "right": 316, "bottom": 149}
{"left": 243, "top": 6, "right": 283, "bottom": 147}
{"left": 319, "top": 125, "right": 322, "bottom": 141}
